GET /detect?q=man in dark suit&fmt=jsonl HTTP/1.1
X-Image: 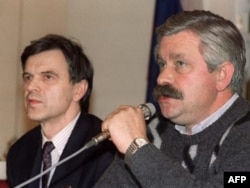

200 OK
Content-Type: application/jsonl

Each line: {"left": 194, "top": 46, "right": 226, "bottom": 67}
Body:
{"left": 7, "top": 34, "right": 115, "bottom": 188}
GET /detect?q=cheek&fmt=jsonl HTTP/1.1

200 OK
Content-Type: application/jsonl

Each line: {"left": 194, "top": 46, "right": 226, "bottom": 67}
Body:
{"left": 186, "top": 87, "right": 214, "bottom": 107}
{"left": 183, "top": 74, "right": 217, "bottom": 99}
{"left": 52, "top": 86, "right": 75, "bottom": 102}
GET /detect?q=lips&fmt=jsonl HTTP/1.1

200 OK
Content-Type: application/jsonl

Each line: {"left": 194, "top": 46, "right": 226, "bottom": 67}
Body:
{"left": 27, "top": 98, "right": 42, "bottom": 106}
{"left": 158, "top": 96, "right": 173, "bottom": 103}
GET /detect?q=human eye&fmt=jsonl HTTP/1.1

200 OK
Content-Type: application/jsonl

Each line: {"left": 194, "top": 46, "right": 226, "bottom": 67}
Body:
{"left": 175, "top": 61, "right": 191, "bottom": 73}
{"left": 22, "top": 73, "right": 32, "bottom": 83}
{"left": 176, "top": 61, "right": 186, "bottom": 67}
{"left": 44, "top": 74, "right": 53, "bottom": 80}
{"left": 158, "top": 60, "right": 166, "bottom": 71}
{"left": 42, "top": 72, "right": 57, "bottom": 82}
{"left": 42, "top": 71, "right": 60, "bottom": 84}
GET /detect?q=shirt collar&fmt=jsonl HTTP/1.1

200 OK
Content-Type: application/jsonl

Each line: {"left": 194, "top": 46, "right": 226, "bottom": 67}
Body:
{"left": 42, "top": 112, "right": 81, "bottom": 156}
{"left": 175, "top": 93, "right": 239, "bottom": 135}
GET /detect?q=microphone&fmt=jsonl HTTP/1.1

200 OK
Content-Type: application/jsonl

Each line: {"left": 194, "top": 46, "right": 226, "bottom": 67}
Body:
{"left": 85, "top": 103, "right": 156, "bottom": 148}
{"left": 14, "top": 103, "right": 155, "bottom": 188}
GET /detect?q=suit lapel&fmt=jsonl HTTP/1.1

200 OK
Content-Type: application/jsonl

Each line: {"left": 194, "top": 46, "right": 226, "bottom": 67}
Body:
{"left": 50, "top": 113, "right": 101, "bottom": 187}
{"left": 27, "top": 127, "right": 43, "bottom": 188}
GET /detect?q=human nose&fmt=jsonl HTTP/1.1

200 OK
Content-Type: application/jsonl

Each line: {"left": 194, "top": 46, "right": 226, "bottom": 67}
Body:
{"left": 157, "top": 67, "right": 175, "bottom": 85}
{"left": 24, "top": 78, "right": 40, "bottom": 92}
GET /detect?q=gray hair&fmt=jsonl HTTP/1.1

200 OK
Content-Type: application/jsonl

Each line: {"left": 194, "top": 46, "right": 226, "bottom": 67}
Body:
{"left": 155, "top": 10, "right": 246, "bottom": 94}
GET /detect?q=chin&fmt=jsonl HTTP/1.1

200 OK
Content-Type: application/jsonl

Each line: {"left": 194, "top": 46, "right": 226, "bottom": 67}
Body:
{"left": 27, "top": 113, "right": 44, "bottom": 122}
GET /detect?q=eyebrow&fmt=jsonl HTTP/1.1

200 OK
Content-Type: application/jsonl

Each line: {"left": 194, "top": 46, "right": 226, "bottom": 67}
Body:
{"left": 41, "top": 70, "right": 59, "bottom": 77}
{"left": 156, "top": 52, "right": 185, "bottom": 63}
{"left": 41, "top": 70, "right": 58, "bottom": 74}
{"left": 169, "top": 52, "right": 185, "bottom": 60}
{"left": 22, "top": 70, "right": 59, "bottom": 77}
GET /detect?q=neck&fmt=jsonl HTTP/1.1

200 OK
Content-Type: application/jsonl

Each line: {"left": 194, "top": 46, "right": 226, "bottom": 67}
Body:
{"left": 185, "top": 91, "right": 235, "bottom": 133}
{"left": 41, "top": 110, "right": 80, "bottom": 139}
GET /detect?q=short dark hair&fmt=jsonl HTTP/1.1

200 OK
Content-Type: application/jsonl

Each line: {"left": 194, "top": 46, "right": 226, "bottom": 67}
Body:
{"left": 21, "top": 34, "right": 94, "bottom": 113}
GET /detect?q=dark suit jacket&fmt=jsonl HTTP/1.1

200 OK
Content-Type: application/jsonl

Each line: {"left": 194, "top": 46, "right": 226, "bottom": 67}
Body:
{"left": 7, "top": 113, "right": 115, "bottom": 188}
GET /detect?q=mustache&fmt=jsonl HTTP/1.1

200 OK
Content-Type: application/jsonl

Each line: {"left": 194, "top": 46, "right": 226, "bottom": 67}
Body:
{"left": 153, "top": 84, "right": 184, "bottom": 101}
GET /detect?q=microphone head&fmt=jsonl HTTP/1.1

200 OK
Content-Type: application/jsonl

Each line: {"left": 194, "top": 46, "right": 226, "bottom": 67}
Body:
{"left": 138, "top": 103, "right": 156, "bottom": 120}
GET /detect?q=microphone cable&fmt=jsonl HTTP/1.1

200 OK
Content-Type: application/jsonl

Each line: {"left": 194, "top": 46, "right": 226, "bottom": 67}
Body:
{"left": 14, "top": 143, "right": 93, "bottom": 188}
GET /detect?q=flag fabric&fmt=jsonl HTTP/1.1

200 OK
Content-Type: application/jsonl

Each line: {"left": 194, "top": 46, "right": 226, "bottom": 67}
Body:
{"left": 146, "top": 0, "right": 182, "bottom": 112}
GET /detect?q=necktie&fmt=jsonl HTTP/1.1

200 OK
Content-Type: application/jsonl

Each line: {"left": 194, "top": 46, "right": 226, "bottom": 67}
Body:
{"left": 42, "top": 141, "right": 55, "bottom": 188}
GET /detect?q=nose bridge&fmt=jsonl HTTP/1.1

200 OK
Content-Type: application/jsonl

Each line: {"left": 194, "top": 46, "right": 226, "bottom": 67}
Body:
{"left": 157, "top": 66, "right": 174, "bottom": 85}
{"left": 25, "top": 76, "right": 40, "bottom": 92}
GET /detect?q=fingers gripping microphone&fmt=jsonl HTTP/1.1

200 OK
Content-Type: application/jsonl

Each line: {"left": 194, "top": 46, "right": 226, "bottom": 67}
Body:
{"left": 85, "top": 103, "right": 156, "bottom": 148}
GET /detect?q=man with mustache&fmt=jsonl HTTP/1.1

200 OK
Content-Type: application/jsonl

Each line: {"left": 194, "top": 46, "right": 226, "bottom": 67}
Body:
{"left": 7, "top": 34, "right": 115, "bottom": 188}
{"left": 94, "top": 10, "right": 250, "bottom": 187}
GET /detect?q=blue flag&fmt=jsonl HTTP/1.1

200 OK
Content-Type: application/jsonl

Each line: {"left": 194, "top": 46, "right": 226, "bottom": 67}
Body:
{"left": 146, "top": 0, "right": 182, "bottom": 112}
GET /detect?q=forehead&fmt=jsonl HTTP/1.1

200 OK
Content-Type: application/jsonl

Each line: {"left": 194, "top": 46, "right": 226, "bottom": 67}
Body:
{"left": 25, "top": 49, "right": 68, "bottom": 71}
{"left": 158, "top": 31, "right": 201, "bottom": 60}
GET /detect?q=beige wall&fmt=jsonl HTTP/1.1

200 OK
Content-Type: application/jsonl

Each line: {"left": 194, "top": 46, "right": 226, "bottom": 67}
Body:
{"left": 0, "top": 0, "right": 69, "bottom": 159}
{"left": 0, "top": 1, "right": 21, "bottom": 160}
{"left": 67, "top": 0, "right": 155, "bottom": 119}
{"left": 1, "top": 0, "right": 249, "bottom": 160}
{"left": 0, "top": 0, "right": 155, "bottom": 159}
{"left": 15, "top": 0, "right": 69, "bottom": 136}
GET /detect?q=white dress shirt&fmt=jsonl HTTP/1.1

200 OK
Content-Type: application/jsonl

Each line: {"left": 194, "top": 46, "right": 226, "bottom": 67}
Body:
{"left": 41, "top": 112, "right": 80, "bottom": 187}
{"left": 175, "top": 94, "right": 238, "bottom": 135}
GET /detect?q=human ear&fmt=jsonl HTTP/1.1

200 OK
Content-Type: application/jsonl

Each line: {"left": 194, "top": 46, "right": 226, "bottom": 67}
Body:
{"left": 73, "top": 80, "right": 88, "bottom": 101}
{"left": 216, "top": 62, "right": 234, "bottom": 91}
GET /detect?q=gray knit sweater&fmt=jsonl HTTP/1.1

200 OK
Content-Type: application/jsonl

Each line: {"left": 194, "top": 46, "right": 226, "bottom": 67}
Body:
{"left": 94, "top": 96, "right": 250, "bottom": 188}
